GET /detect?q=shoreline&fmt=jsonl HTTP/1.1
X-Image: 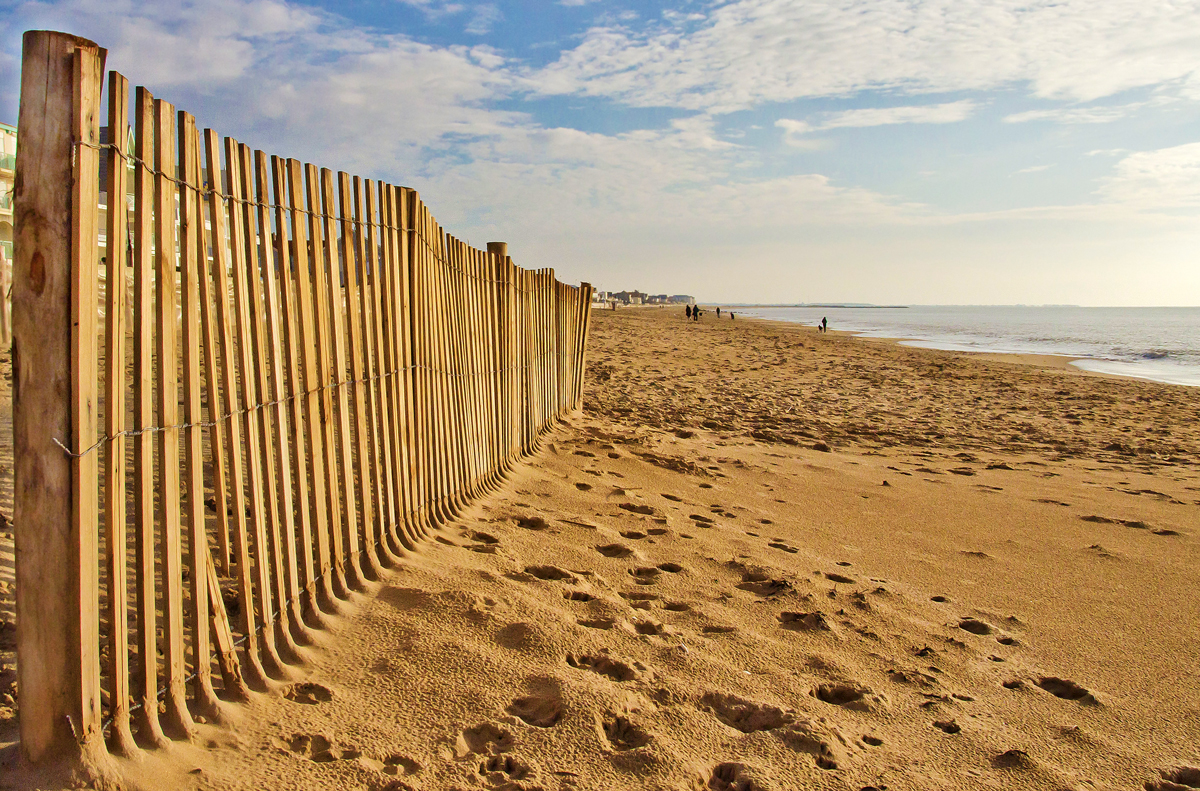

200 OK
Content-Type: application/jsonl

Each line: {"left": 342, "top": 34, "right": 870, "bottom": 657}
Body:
{"left": 705, "top": 307, "right": 1194, "bottom": 388}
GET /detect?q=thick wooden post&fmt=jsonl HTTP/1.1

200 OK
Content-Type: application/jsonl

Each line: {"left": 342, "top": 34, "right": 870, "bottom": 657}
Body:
{"left": 13, "top": 30, "right": 113, "bottom": 772}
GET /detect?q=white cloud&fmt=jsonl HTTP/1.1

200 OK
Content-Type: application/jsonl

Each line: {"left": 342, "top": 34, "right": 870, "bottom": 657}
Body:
{"left": 816, "top": 100, "right": 978, "bottom": 130}
{"left": 464, "top": 3, "right": 501, "bottom": 35}
{"left": 531, "top": 0, "right": 1200, "bottom": 112}
{"left": 1016, "top": 164, "right": 1051, "bottom": 174}
{"left": 394, "top": 0, "right": 466, "bottom": 20}
{"left": 1004, "top": 106, "right": 1136, "bottom": 124}
{"left": 1099, "top": 142, "right": 1200, "bottom": 208}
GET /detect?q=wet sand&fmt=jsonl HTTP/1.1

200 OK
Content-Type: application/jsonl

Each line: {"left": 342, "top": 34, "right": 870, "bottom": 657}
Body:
{"left": 3, "top": 306, "right": 1199, "bottom": 790}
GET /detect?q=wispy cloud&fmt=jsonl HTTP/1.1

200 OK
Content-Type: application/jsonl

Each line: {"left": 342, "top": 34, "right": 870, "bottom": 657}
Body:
{"left": 775, "top": 100, "right": 976, "bottom": 146}
{"left": 1016, "top": 164, "right": 1052, "bottom": 174}
{"left": 394, "top": 0, "right": 466, "bottom": 21}
{"left": 1004, "top": 105, "right": 1137, "bottom": 124}
{"left": 464, "top": 3, "right": 501, "bottom": 35}
{"left": 1099, "top": 142, "right": 1200, "bottom": 207}
{"left": 531, "top": 0, "right": 1200, "bottom": 112}
{"left": 817, "top": 100, "right": 978, "bottom": 130}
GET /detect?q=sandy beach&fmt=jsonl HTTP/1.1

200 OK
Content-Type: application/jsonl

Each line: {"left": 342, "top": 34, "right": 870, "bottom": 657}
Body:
{"left": 3, "top": 305, "right": 1199, "bottom": 791}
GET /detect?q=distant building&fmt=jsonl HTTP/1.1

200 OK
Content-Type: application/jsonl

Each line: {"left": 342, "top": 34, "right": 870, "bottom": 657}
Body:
{"left": 0, "top": 121, "right": 15, "bottom": 262}
{"left": 595, "top": 289, "right": 694, "bottom": 307}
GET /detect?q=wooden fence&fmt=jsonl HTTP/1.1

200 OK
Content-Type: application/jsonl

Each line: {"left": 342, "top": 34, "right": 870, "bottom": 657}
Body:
{"left": 11, "top": 31, "right": 593, "bottom": 770}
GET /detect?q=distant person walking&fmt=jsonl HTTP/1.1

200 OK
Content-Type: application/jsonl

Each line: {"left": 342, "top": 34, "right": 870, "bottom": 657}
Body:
{"left": 821, "top": 316, "right": 828, "bottom": 333}
{"left": 716, "top": 307, "right": 721, "bottom": 317}
{"left": 685, "top": 304, "right": 692, "bottom": 319}
{"left": 730, "top": 312, "right": 735, "bottom": 320}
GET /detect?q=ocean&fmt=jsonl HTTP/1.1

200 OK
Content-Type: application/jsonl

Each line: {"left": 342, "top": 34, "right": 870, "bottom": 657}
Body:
{"left": 733, "top": 305, "right": 1200, "bottom": 387}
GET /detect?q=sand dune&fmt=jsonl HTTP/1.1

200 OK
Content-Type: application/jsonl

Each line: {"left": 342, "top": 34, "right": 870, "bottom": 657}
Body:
{"left": 2, "top": 307, "right": 1199, "bottom": 790}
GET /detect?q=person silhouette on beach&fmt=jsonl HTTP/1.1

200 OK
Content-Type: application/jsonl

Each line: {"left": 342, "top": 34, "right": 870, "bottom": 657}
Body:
{"left": 716, "top": 307, "right": 721, "bottom": 317}
{"left": 821, "top": 316, "right": 828, "bottom": 333}
{"left": 686, "top": 305, "right": 692, "bottom": 319}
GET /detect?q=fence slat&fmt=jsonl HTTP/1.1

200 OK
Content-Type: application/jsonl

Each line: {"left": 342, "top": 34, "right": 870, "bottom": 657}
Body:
{"left": 319, "top": 169, "right": 361, "bottom": 593}
{"left": 103, "top": 70, "right": 137, "bottom": 757}
{"left": 362, "top": 181, "right": 402, "bottom": 561}
{"left": 152, "top": 97, "right": 194, "bottom": 740}
{"left": 297, "top": 162, "right": 339, "bottom": 615}
{"left": 178, "top": 110, "right": 225, "bottom": 719}
{"left": 130, "top": 86, "right": 169, "bottom": 748}
{"left": 340, "top": 173, "right": 377, "bottom": 579}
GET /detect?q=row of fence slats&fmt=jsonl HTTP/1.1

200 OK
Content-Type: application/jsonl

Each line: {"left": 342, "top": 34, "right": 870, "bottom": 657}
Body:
{"left": 12, "top": 48, "right": 595, "bottom": 761}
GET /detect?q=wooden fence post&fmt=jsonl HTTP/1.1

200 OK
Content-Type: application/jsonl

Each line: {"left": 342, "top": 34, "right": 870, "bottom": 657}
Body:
{"left": 13, "top": 29, "right": 114, "bottom": 774}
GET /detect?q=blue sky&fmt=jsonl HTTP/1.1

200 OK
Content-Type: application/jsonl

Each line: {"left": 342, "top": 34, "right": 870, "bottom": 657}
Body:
{"left": 2, "top": 0, "right": 1199, "bottom": 304}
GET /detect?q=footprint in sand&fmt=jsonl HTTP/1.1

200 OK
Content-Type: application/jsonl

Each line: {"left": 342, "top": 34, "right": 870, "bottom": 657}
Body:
{"left": 283, "top": 682, "right": 333, "bottom": 705}
{"left": 779, "top": 720, "right": 843, "bottom": 770}
{"left": 575, "top": 482, "right": 593, "bottom": 491}
{"left": 287, "top": 733, "right": 361, "bottom": 763}
{"left": 779, "top": 611, "right": 831, "bottom": 632}
{"left": 700, "top": 692, "right": 792, "bottom": 733}
{"left": 457, "top": 723, "right": 515, "bottom": 756}
{"left": 507, "top": 684, "right": 564, "bottom": 727}
{"left": 629, "top": 567, "right": 661, "bottom": 584}
{"left": 380, "top": 754, "right": 422, "bottom": 776}
{"left": 600, "top": 715, "right": 652, "bottom": 750}
{"left": 620, "top": 503, "right": 657, "bottom": 515}
{"left": 621, "top": 530, "right": 648, "bottom": 540}
{"left": 634, "top": 619, "right": 667, "bottom": 636}
{"left": 563, "top": 590, "right": 595, "bottom": 602}
{"left": 597, "top": 543, "right": 635, "bottom": 558}
{"left": 736, "top": 576, "right": 793, "bottom": 597}
{"left": 933, "top": 719, "right": 961, "bottom": 734}
{"left": 1146, "top": 765, "right": 1200, "bottom": 791}
{"left": 514, "top": 515, "right": 551, "bottom": 531}
{"left": 566, "top": 653, "right": 639, "bottom": 682}
{"left": 958, "top": 618, "right": 993, "bottom": 635}
{"left": 812, "top": 682, "right": 880, "bottom": 711}
{"left": 663, "top": 601, "right": 691, "bottom": 612}
{"left": 702, "top": 625, "right": 738, "bottom": 634}
{"left": 479, "top": 755, "right": 534, "bottom": 784}
{"left": 769, "top": 541, "right": 798, "bottom": 554}
{"left": 525, "top": 565, "right": 578, "bottom": 583}
{"left": 992, "top": 749, "right": 1034, "bottom": 769}
{"left": 825, "top": 572, "right": 856, "bottom": 584}
{"left": 707, "top": 762, "right": 766, "bottom": 791}
{"left": 657, "top": 562, "right": 684, "bottom": 573}
{"left": 578, "top": 618, "right": 616, "bottom": 630}
{"left": 1036, "top": 676, "right": 1099, "bottom": 704}
{"left": 661, "top": 493, "right": 684, "bottom": 502}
